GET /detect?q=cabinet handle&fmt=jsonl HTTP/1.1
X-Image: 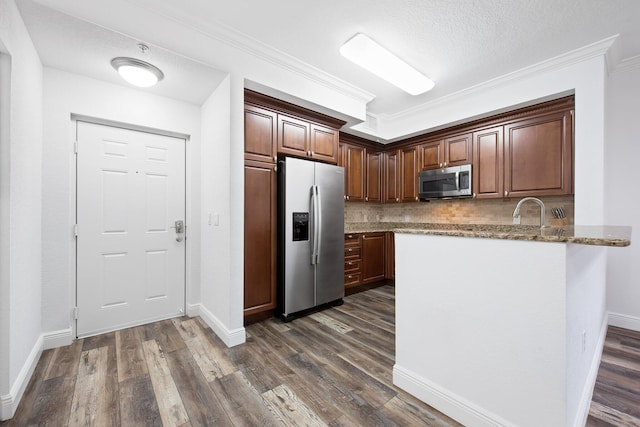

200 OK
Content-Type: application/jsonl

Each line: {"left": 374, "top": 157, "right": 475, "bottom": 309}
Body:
{"left": 504, "top": 191, "right": 508, "bottom": 197}
{"left": 348, "top": 275, "right": 352, "bottom": 279}
{"left": 415, "top": 196, "right": 419, "bottom": 201}
{"left": 347, "top": 234, "right": 353, "bottom": 238}
{"left": 346, "top": 195, "right": 350, "bottom": 200}
{"left": 348, "top": 262, "right": 353, "bottom": 265}
{"left": 273, "top": 155, "right": 277, "bottom": 162}
{"left": 439, "top": 163, "right": 443, "bottom": 168}
{"left": 307, "top": 150, "right": 311, "bottom": 156}
{"left": 274, "top": 165, "right": 277, "bottom": 172}
{"left": 473, "top": 193, "right": 477, "bottom": 198}
{"left": 311, "top": 151, "right": 314, "bottom": 156}
{"left": 348, "top": 248, "right": 353, "bottom": 252}
{"left": 444, "top": 162, "right": 447, "bottom": 167}
{"left": 396, "top": 198, "right": 399, "bottom": 202}
{"left": 365, "top": 197, "right": 368, "bottom": 201}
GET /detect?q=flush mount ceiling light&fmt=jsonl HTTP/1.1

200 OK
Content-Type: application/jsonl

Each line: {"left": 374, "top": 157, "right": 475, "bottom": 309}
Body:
{"left": 340, "top": 33, "right": 435, "bottom": 95}
{"left": 111, "top": 56, "right": 164, "bottom": 88}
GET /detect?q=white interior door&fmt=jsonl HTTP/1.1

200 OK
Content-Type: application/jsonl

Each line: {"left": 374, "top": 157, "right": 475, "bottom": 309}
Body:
{"left": 76, "top": 121, "right": 186, "bottom": 337}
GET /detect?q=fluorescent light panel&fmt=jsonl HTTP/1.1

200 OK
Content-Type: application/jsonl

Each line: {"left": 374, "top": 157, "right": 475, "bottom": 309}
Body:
{"left": 340, "top": 33, "right": 434, "bottom": 95}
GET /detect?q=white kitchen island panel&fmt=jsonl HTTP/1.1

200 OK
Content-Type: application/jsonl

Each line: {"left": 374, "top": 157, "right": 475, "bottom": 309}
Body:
{"left": 393, "top": 233, "right": 608, "bottom": 427}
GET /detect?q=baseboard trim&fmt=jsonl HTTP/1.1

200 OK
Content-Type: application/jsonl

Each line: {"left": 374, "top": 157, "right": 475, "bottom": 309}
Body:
{"left": 573, "top": 316, "right": 609, "bottom": 427}
{"left": 42, "top": 328, "right": 73, "bottom": 350}
{"left": 608, "top": 312, "right": 640, "bottom": 331}
{"left": 392, "top": 364, "right": 516, "bottom": 427}
{"left": 191, "top": 303, "right": 246, "bottom": 348}
{"left": 0, "top": 335, "right": 43, "bottom": 421}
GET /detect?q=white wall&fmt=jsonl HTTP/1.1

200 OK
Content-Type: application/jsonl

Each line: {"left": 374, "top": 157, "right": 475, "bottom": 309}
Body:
{"left": 198, "top": 75, "right": 245, "bottom": 346}
{"left": 41, "top": 67, "right": 203, "bottom": 340}
{"left": 0, "top": 0, "right": 43, "bottom": 419}
{"left": 605, "top": 63, "right": 640, "bottom": 330}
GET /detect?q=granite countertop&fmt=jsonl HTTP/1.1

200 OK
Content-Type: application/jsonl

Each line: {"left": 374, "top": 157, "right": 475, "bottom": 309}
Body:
{"left": 344, "top": 223, "right": 632, "bottom": 247}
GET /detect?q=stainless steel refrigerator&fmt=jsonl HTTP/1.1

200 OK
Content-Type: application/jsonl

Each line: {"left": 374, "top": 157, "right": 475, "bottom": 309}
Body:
{"left": 277, "top": 156, "right": 345, "bottom": 321}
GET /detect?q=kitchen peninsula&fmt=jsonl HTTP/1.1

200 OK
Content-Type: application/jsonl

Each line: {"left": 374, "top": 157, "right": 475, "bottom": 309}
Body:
{"left": 348, "top": 223, "right": 631, "bottom": 427}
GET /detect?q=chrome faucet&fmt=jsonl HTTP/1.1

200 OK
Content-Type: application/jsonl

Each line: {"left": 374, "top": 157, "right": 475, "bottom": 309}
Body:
{"left": 513, "top": 197, "right": 546, "bottom": 228}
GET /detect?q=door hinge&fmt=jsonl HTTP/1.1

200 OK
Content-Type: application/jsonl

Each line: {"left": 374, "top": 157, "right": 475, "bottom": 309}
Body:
{"left": 73, "top": 307, "right": 78, "bottom": 320}
{"left": 74, "top": 141, "right": 78, "bottom": 154}
{"left": 73, "top": 224, "right": 78, "bottom": 238}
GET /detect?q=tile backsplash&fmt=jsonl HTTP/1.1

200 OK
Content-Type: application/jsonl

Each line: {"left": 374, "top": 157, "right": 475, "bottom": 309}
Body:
{"left": 345, "top": 195, "right": 574, "bottom": 226}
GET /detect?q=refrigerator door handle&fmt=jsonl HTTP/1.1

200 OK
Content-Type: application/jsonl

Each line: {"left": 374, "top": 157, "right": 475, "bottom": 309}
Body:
{"left": 316, "top": 185, "right": 322, "bottom": 264}
{"left": 310, "top": 185, "right": 320, "bottom": 265}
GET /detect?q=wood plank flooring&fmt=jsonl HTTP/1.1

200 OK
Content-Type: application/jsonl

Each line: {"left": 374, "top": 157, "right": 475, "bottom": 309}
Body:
{"left": 587, "top": 326, "right": 640, "bottom": 426}
{"left": 2, "top": 286, "right": 639, "bottom": 426}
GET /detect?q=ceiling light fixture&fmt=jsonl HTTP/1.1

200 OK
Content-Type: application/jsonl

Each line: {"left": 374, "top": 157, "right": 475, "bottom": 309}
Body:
{"left": 340, "top": 33, "right": 434, "bottom": 95}
{"left": 111, "top": 54, "right": 164, "bottom": 88}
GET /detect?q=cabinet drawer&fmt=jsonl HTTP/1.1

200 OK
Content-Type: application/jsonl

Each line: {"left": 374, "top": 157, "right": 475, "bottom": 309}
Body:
{"left": 344, "top": 273, "right": 360, "bottom": 286}
{"left": 345, "top": 246, "right": 361, "bottom": 259}
{"left": 345, "top": 259, "right": 361, "bottom": 273}
{"left": 345, "top": 233, "right": 360, "bottom": 242}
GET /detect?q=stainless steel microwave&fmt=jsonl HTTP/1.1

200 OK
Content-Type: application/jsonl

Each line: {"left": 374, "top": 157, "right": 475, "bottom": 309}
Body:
{"left": 418, "top": 164, "right": 472, "bottom": 199}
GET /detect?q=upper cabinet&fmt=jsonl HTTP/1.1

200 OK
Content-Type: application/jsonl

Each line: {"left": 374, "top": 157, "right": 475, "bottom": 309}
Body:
{"left": 245, "top": 90, "right": 345, "bottom": 165}
{"left": 342, "top": 143, "right": 366, "bottom": 202}
{"left": 503, "top": 110, "right": 573, "bottom": 198}
{"left": 366, "top": 151, "right": 383, "bottom": 203}
{"left": 420, "top": 133, "right": 472, "bottom": 171}
{"left": 244, "top": 104, "right": 277, "bottom": 164}
{"left": 401, "top": 146, "right": 420, "bottom": 202}
{"left": 311, "top": 124, "right": 340, "bottom": 164}
{"left": 472, "top": 127, "right": 504, "bottom": 199}
{"left": 339, "top": 95, "right": 574, "bottom": 203}
{"left": 384, "top": 150, "right": 401, "bottom": 203}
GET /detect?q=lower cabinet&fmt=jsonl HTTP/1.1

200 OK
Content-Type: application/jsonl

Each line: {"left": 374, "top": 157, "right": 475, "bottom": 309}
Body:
{"left": 344, "top": 232, "right": 390, "bottom": 294}
{"left": 244, "top": 160, "right": 277, "bottom": 323}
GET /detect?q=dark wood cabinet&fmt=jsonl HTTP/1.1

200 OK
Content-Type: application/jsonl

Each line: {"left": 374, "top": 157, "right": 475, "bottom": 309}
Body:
{"left": 421, "top": 133, "right": 472, "bottom": 171}
{"left": 244, "top": 105, "right": 277, "bottom": 164}
{"left": 366, "top": 151, "right": 383, "bottom": 203}
{"left": 401, "top": 146, "right": 420, "bottom": 202}
{"left": 344, "top": 232, "right": 387, "bottom": 293}
{"left": 277, "top": 113, "right": 310, "bottom": 158}
{"left": 310, "top": 124, "right": 339, "bottom": 164}
{"left": 344, "top": 233, "right": 362, "bottom": 289}
{"left": 472, "top": 127, "right": 504, "bottom": 199}
{"left": 361, "top": 233, "right": 385, "bottom": 283}
{"left": 421, "top": 139, "right": 443, "bottom": 170}
{"left": 504, "top": 110, "right": 573, "bottom": 198}
{"left": 384, "top": 232, "right": 395, "bottom": 280}
{"left": 384, "top": 150, "right": 401, "bottom": 203}
{"left": 243, "top": 160, "right": 277, "bottom": 321}
{"left": 343, "top": 143, "right": 366, "bottom": 202}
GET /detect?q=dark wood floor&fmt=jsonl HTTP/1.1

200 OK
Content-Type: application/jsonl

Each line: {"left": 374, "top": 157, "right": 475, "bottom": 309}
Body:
{"left": 2, "top": 286, "right": 639, "bottom": 426}
{"left": 586, "top": 326, "right": 640, "bottom": 426}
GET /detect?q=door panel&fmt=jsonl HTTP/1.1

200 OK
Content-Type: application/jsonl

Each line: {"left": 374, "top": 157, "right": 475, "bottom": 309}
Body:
{"left": 77, "top": 121, "right": 185, "bottom": 337}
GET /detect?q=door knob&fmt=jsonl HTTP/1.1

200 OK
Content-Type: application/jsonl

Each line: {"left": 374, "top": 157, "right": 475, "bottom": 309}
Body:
{"left": 172, "top": 220, "right": 185, "bottom": 242}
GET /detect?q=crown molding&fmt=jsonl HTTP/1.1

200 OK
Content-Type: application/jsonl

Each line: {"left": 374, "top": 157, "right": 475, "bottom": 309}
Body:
{"left": 385, "top": 35, "right": 618, "bottom": 125}
{"left": 124, "top": 1, "right": 376, "bottom": 107}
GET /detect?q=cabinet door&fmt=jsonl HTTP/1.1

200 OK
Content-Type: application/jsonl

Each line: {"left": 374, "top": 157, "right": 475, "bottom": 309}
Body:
{"left": 344, "top": 144, "right": 366, "bottom": 202}
{"left": 277, "top": 114, "right": 310, "bottom": 158}
{"left": 244, "top": 160, "right": 277, "bottom": 318}
{"left": 473, "top": 127, "right": 504, "bottom": 199}
{"left": 504, "top": 111, "right": 573, "bottom": 197}
{"left": 361, "top": 233, "right": 385, "bottom": 283}
{"left": 421, "top": 140, "right": 444, "bottom": 170}
{"left": 244, "top": 105, "right": 277, "bottom": 163}
{"left": 384, "top": 150, "right": 401, "bottom": 203}
{"left": 366, "top": 151, "right": 383, "bottom": 203}
{"left": 310, "top": 124, "right": 339, "bottom": 164}
{"left": 385, "top": 232, "right": 395, "bottom": 280}
{"left": 401, "top": 146, "right": 420, "bottom": 202}
{"left": 445, "top": 133, "right": 472, "bottom": 166}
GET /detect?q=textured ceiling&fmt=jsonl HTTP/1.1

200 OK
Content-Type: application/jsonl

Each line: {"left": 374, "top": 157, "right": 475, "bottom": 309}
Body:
{"left": 16, "top": 0, "right": 640, "bottom": 119}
